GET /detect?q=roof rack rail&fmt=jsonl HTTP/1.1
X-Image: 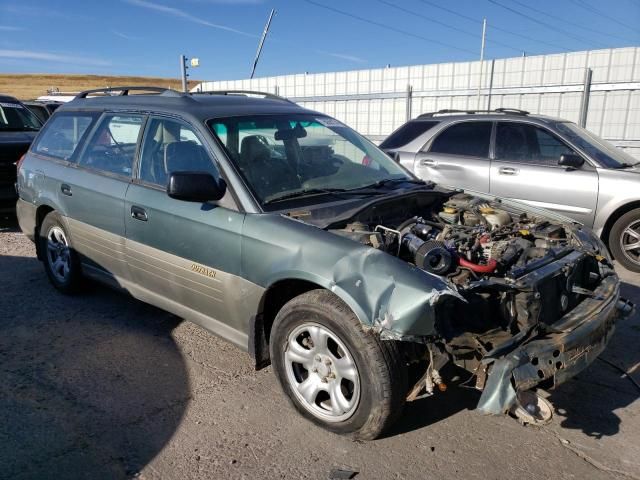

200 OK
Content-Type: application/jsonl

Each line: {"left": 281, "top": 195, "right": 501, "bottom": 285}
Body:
{"left": 193, "top": 89, "right": 294, "bottom": 103}
{"left": 418, "top": 108, "right": 529, "bottom": 118}
{"left": 75, "top": 86, "right": 181, "bottom": 99}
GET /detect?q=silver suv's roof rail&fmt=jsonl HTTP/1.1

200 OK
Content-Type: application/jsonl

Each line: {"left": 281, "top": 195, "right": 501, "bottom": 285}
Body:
{"left": 75, "top": 86, "right": 182, "bottom": 99}
{"left": 192, "top": 89, "right": 294, "bottom": 104}
{"left": 418, "top": 107, "right": 529, "bottom": 118}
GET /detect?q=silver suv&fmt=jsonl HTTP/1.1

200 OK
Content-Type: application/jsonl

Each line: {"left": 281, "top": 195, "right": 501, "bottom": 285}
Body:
{"left": 381, "top": 109, "right": 640, "bottom": 272}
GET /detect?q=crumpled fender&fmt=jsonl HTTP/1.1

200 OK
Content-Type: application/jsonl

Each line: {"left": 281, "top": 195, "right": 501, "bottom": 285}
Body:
{"left": 242, "top": 214, "right": 463, "bottom": 339}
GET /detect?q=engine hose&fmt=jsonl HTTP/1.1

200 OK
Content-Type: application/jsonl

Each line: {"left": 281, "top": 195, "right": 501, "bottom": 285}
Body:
{"left": 397, "top": 217, "right": 419, "bottom": 233}
{"left": 458, "top": 257, "right": 498, "bottom": 273}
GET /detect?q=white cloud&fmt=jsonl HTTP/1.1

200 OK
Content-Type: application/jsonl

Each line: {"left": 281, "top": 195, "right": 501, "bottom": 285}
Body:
{"left": 320, "top": 51, "right": 367, "bottom": 64}
{"left": 112, "top": 30, "right": 140, "bottom": 40}
{"left": 124, "top": 0, "right": 257, "bottom": 37}
{"left": 0, "top": 25, "right": 22, "bottom": 31}
{"left": 0, "top": 49, "right": 112, "bottom": 67}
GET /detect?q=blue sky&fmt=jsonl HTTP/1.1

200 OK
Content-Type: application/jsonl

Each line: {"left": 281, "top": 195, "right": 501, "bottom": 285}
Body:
{"left": 0, "top": 0, "right": 639, "bottom": 81}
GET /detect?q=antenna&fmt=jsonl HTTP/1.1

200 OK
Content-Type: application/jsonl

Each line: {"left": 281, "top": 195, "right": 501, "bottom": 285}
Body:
{"left": 250, "top": 8, "right": 276, "bottom": 79}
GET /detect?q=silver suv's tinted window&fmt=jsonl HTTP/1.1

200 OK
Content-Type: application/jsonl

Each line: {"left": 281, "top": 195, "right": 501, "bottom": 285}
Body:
{"left": 33, "top": 113, "right": 96, "bottom": 160}
{"left": 379, "top": 121, "right": 439, "bottom": 149}
{"left": 495, "top": 122, "right": 574, "bottom": 166}
{"left": 429, "top": 121, "right": 491, "bottom": 157}
{"left": 139, "top": 117, "right": 217, "bottom": 187}
{"left": 79, "top": 114, "right": 144, "bottom": 177}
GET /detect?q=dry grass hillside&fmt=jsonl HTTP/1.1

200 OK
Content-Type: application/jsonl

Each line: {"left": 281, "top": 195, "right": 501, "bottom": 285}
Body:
{"left": 0, "top": 74, "right": 201, "bottom": 100}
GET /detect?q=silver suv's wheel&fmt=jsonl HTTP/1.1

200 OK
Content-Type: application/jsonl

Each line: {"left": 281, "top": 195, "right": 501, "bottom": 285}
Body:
{"left": 284, "top": 322, "right": 360, "bottom": 423}
{"left": 609, "top": 209, "right": 640, "bottom": 273}
{"left": 39, "top": 212, "right": 83, "bottom": 293}
{"left": 270, "top": 289, "right": 407, "bottom": 440}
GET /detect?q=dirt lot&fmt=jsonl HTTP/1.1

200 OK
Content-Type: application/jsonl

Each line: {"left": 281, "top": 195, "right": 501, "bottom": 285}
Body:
{"left": 1, "top": 215, "right": 639, "bottom": 480}
{"left": 0, "top": 74, "right": 200, "bottom": 100}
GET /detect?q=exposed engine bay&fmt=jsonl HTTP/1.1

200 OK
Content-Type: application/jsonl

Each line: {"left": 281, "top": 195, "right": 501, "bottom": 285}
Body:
{"left": 326, "top": 191, "right": 614, "bottom": 402}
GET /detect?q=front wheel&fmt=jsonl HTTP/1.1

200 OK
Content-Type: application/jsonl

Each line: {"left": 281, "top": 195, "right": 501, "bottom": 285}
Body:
{"left": 270, "top": 289, "right": 407, "bottom": 440}
{"left": 609, "top": 209, "right": 640, "bottom": 273}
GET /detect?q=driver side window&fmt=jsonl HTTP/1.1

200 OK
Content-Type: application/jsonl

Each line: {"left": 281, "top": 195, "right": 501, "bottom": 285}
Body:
{"left": 79, "top": 114, "right": 144, "bottom": 176}
{"left": 495, "top": 122, "right": 575, "bottom": 166}
{"left": 138, "top": 117, "right": 218, "bottom": 187}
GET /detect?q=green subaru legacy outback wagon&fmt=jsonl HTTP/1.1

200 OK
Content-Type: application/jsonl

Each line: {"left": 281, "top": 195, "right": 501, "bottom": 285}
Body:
{"left": 16, "top": 86, "right": 632, "bottom": 439}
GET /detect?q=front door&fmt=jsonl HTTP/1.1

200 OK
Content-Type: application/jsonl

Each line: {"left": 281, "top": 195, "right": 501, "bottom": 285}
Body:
{"left": 489, "top": 121, "right": 599, "bottom": 227}
{"left": 124, "top": 116, "right": 253, "bottom": 346}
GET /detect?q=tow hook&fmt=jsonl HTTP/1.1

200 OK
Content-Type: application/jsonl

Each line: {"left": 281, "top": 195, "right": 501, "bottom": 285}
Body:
{"left": 509, "top": 390, "right": 553, "bottom": 426}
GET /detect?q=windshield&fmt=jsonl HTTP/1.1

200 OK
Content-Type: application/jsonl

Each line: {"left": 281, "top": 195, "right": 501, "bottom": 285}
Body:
{"left": 208, "top": 114, "right": 413, "bottom": 208}
{"left": 555, "top": 122, "right": 638, "bottom": 168}
{"left": 0, "top": 101, "right": 42, "bottom": 131}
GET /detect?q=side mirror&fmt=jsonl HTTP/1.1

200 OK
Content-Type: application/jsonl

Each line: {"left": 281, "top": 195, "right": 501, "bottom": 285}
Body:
{"left": 167, "top": 171, "right": 226, "bottom": 202}
{"left": 559, "top": 153, "right": 584, "bottom": 169}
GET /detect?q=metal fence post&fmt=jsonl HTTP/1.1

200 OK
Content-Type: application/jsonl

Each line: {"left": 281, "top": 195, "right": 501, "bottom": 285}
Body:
{"left": 579, "top": 68, "right": 593, "bottom": 128}
{"left": 486, "top": 59, "right": 495, "bottom": 111}
{"left": 406, "top": 84, "right": 413, "bottom": 121}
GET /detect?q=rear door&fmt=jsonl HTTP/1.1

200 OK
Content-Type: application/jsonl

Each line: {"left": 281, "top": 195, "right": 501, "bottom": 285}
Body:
{"left": 58, "top": 112, "right": 145, "bottom": 281}
{"left": 124, "top": 115, "right": 251, "bottom": 347}
{"left": 489, "top": 121, "right": 599, "bottom": 227}
{"left": 414, "top": 120, "right": 492, "bottom": 192}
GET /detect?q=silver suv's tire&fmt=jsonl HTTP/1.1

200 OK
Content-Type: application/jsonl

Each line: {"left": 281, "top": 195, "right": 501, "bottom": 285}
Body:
{"left": 269, "top": 289, "right": 407, "bottom": 440}
{"left": 39, "top": 212, "right": 83, "bottom": 293}
{"left": 609, "top": 209, "right": 640, "bottom": 273}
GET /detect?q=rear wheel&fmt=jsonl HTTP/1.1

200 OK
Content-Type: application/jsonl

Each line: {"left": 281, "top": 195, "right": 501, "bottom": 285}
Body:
{"left": 270, "top": 289, "right": 407, "bottom": 440}
{"left": 39, "top": 212, "right": 83, "bottom": 293}
{"left": 609, "top": 209, "right": 640, "bottom": 273}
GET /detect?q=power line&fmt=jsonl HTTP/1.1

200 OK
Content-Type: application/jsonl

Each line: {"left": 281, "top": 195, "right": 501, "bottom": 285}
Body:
{"left": 375, "top": 0, "right": 523, "bottom": 54}
{"left": 511, "top": 0, "right": 635, "bottom": 44}
{"left": 303, "top": 0, "right": 478, "bottom": 56}
{"left": 416, "top": 0, "right": 569, "bottom": 52}
{"left": 570, "top": 0, "right": 640, "bottom": 34}
{"left": 487, "top": 0, "right": 608, "bottom": 49}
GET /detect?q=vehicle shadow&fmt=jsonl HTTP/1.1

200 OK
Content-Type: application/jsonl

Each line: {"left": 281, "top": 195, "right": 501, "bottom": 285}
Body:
{"left": 0, "top": 254, "right": 191, "bottom": 479}
{"left": 387, "top": 279, "right": 640, "bottom": 439}
{"left": 0, "top": 213, "right": 19, "bottom": 232}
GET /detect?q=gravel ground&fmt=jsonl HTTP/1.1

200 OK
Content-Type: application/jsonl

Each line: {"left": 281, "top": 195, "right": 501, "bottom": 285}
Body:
{"left": 1, "top": 215, "right": 639, "bottom": 480}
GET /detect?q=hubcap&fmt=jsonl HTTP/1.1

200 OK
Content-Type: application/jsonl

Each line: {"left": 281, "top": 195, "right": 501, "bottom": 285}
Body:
{"left": 284, "top": 322, "right": 360, "bottom": 423}
{"left": 46, "top": 226, "right": 71, "bottom": 283}
{"left": 620, "top": 220, "right": 640, "bottom": 266}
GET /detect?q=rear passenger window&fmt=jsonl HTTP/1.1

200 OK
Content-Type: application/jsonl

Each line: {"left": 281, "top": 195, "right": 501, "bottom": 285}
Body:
{"left": 429, "top": 122, "right": 492, "bottom": 158}
{"left": 138, "top": 117, "right": 217, "bottom": 187}
{"left": 33, "top": 113, "right": 96, "bottom": 160}
{"left": 79, "top": 114, "right": 144, "bottom": 177}
{"left": 379, "top": 121, "right": 439, "bottom": 149}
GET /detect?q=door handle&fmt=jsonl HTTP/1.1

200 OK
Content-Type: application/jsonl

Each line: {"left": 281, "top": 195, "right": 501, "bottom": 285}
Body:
{"left": 131, "top": 206, "right": 148, "bottom": 222}
{"left": 498, "top": 167, "right": 519, "bottom": 175}
{"left": 420, "top": 158, "right": 438, "bottom": 167}
{"left": 60, "top": 184, "right": 72, "bottom": 196}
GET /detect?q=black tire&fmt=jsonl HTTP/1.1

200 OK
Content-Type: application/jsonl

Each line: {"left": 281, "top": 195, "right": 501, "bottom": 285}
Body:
{"left": 609, "top": 208, "right": 640, "bottom": 273}
{"left": 39, "top": 211, "right": 83, "bottom": 294}
{"left": 269, "top": 289, "right": 407, "bottom": 440}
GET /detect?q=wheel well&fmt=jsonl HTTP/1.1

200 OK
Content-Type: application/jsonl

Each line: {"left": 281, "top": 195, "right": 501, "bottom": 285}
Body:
{"left": 251, "top": 279, "right": 323, "bottom": 370}
{"left": 34, "top": 205, "right": 54, "bottom": 260}
{"left": 600, "top": 201, "right": 640, "bottom": 248}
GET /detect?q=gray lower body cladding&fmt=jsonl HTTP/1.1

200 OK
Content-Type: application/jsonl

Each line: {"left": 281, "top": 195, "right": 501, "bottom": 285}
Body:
{"left": 477, "top": 274, "right": 626, "bottom": 415}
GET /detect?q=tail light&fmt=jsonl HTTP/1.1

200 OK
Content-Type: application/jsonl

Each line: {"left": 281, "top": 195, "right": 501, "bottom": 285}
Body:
{"left": 15, "top": 154, "right": 26, "bottom": 173}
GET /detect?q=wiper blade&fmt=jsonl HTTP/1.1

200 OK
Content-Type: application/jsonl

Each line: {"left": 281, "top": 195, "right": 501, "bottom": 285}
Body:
{"left": 263, "top": 187, "right": 385, "bottom": 205}
{"left": 357, "top": 177, "right": 430, "bottom": 190}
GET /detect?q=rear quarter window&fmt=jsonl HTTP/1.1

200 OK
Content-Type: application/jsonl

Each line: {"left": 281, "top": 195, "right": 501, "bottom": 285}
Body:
{"left": 379, "top": 121, "right": 439, "bottom": 149}
{"left": 33, "top": 112, "right": 97, "bottom": 161}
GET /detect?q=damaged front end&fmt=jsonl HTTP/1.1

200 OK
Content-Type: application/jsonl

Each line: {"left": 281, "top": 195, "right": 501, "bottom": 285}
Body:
{"left": 324, "top": 191, "right": 634, "bottom": 419}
